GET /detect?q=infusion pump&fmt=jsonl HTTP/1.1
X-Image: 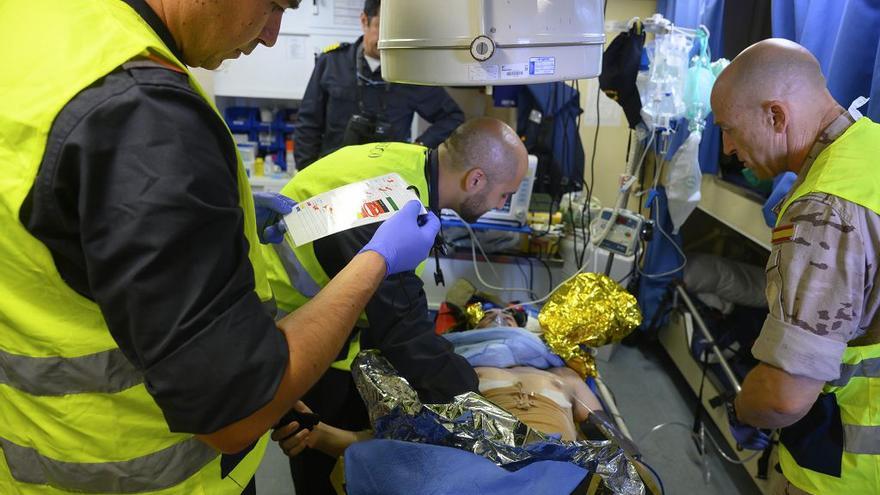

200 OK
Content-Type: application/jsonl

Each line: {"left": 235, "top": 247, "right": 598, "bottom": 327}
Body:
{"left": 590, "top": 208, "right": 644, "bottom": 257}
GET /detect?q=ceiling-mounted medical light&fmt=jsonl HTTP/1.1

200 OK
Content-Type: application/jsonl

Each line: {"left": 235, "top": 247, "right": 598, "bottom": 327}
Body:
{"left": 378, "top": 0, "right": 606, "bottom": 86}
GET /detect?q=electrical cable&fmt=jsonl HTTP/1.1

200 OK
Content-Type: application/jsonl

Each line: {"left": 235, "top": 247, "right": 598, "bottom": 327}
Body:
{"left": 449, "top": 211, "right": 536, "bottom": 294}
{"left": 632, "top": 129, "right": 687, "bottom": 279}
{"left": 589, "top": 130, "right": 655, "bottom": 249}
{"left": 636, "top": 189, "right": 688, "bottom": 278}
{"left": 574, "top": 0, "right": 608, "bottom": 269}
{"left": 525, "top": 256, "right": 539, "bottom": 302}
{"left": 535, "top": 257, "right": 553, "bottom": 293}
{"left": 636, "top": 421, "right": 763, "bottom": 465}
{"left": 577, "top": 77, "right": 601, "bottom": 269}
{"left": 568, "top": 201, "right": 580, "bottom": 276}
{"left": 617, "top": 239, "right": 639, "bottom": 285}
{"left": 527, "top": 257, "right": 537, "bottom": 301}
{"left": 509, "top": 252, "right": 596, "bottom": 307}
{"left": 451, "top": 206, "right": 600, "bottom": 304}
{"left": 513, "top": 256, "right": 537, "bottom": 301}
{"left": 532, "top": 81, "right": 563, "bottom": 240}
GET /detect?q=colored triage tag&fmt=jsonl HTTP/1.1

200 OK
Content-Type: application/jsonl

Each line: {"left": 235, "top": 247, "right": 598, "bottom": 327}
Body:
{"left": 771, "top": 223, "right": 796, "bottom": 245}
{"left": 283, "top": 173, "right": 425, "bottom": 247}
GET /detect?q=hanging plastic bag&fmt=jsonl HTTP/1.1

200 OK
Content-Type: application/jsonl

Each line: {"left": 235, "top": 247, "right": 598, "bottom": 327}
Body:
{"left": 666, "top": 131, "right": 702, "bottom": 233}
{"left": 684, "top": 63, "right": 715, "bottom": 127}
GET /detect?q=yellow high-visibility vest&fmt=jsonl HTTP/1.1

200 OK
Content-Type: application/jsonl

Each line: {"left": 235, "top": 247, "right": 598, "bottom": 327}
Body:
{"left": 0, "top": 0, "right": 273, "bottom": 492}
{"left": 776, "top": 117, "right": 880, "bottom": 494}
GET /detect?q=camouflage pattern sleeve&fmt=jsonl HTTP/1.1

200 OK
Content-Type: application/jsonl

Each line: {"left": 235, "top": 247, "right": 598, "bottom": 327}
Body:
{"left": 752, "top": 193, "right": 869, "bottom": 381}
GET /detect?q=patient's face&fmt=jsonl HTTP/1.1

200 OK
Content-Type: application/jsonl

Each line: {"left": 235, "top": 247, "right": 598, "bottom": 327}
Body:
{"left": 477, "top": 309, "right": 517, "bottom": 328}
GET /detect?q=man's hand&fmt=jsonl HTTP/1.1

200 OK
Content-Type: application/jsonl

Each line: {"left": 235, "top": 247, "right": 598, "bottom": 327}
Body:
{"left": 254, "top": 191, "right": 297, "bottom": 244}
{"left": 726, "top": 400, "right": 771, "bottom": 450}
{"left": 271, "top": 401, "right": 316, "bottom": 457}
{"left": 360, "top": 200, "right": 440, "bottom": 275}
{"left": 271, "top": 401, "right": 368, "bottom": 458}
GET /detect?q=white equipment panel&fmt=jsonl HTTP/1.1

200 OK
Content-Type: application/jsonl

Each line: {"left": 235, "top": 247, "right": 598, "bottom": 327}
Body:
{"left": 591, "top": 208, "right": 644, "bottom": 257}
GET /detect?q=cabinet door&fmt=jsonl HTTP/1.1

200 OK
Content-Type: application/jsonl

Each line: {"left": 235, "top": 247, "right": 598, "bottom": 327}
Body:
{"left": 213, "top": 5, "right": 361, "bottom": 100}
{"left": 296, "top": 0, "right": 363, "bottom": 32}
{"left": 214, "top": 33, "right": 313, "bottom": 100}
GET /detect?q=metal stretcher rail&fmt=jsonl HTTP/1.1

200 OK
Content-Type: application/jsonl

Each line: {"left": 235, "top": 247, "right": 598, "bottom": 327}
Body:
{"left": 673, "top": 283, "right": 742, "bottom": 393}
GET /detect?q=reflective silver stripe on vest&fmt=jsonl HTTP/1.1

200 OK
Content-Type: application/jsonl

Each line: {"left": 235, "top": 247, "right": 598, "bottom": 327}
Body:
{"left": 0, "top": 347, "right": 142, "bottom": 396}
{"left": 1, "top": 436, "right": 217, "bottom": 493}
{"left": 829, "top": 357, "right": 880, "bottom": 388}
{"left": 273, "top": 242, "right": 321, "bottom": 298}
{"left": 844, "top": 424, "right": 880, "bottom": 455}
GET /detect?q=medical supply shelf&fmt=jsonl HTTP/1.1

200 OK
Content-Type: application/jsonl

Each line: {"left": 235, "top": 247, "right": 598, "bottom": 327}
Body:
{"left": 224, "top": 106, "right": 297, "bottom": 170}
{"left": 696, "top": 175, "right": 772, "bottom": 251}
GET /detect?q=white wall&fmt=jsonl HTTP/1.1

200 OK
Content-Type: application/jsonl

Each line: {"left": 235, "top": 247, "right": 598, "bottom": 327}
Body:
{"left": 578, "top": 0, "right": 658, "bottom": 209}
{"left": 211, "top": 3, "right": 362, "bottom": 101}
{"left": 190, "top": 68, "right": 215, "bottom": 100}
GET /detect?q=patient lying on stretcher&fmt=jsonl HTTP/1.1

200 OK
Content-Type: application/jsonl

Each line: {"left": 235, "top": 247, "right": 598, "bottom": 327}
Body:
{"left": 273, "top": 309, "right": 604, "bottom": 457}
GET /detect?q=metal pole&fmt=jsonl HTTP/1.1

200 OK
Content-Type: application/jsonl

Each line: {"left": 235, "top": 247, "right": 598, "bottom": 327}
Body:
{"left": 674, "top": 284, "right": 742, "bottom": 394}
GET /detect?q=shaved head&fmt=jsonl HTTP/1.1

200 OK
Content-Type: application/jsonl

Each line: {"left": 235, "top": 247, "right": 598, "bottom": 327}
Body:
{"left": 438, "top": 118, "right": 529, "bottom": 222}
{"left": 710, "top": 39, "right": 842, "bottom": 179}
{"left": 445, "top": 117, "right": 527, "bottom": 177}
{"left": 713, "top": 38, "right": 825, "bottom": 110}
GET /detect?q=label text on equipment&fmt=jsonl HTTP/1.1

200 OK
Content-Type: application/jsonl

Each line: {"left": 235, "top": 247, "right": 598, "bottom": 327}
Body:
{"left": 529, "top": 56, "right": 556, "bottom": 76}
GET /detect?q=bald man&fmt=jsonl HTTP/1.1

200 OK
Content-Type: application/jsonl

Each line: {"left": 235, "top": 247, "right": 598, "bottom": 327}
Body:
{"left": 711, "top": 39, "right": 880, "bottom": 494}
{"left": 260, "top": 117, "right": 529, "bottom": 494}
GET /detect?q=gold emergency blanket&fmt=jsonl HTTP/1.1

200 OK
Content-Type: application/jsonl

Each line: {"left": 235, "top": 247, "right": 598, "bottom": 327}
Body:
{"left": 465, "top": 302, "right": 485, "bottom": 328}
{"left": 539, "top": 273, "right": 642, "bottom": 377}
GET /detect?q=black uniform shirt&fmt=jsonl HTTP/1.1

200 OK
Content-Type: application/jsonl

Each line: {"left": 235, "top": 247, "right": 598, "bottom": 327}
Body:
{"left": 18, "top": 0, "right": 288, "bottom": 435}
{"left": 293, "top": 36, "right": 465, "bottom": 169}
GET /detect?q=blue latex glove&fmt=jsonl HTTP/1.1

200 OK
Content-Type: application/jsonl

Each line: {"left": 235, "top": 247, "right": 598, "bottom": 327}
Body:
{"left": 762, "top": 172, "right": 797, "bottom": 228}
{"left": 253, "top": 191, "right": 297, "bottom": 244}
{"left": 726, "top": 401, "right": 771, "bottom": 451}
{"left": 360, "top": 200, "right": 440, "bottom": 276}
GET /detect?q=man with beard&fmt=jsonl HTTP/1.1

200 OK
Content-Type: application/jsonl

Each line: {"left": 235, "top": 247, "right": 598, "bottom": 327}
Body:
{"left": 259, "top": 117, "right": 528, "bottom": 494}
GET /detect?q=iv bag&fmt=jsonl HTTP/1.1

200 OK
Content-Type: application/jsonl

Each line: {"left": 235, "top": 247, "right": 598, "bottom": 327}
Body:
{"left": 639, "top": 32, "right": 692, "bottom": 130}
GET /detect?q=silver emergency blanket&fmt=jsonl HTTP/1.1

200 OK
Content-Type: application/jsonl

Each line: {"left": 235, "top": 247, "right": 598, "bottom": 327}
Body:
{"left": 352, "top": 350, "right": 645, "bottom": 495}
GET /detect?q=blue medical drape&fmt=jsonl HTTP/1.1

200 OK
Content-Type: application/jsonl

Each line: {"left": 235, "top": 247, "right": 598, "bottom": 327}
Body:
{"left": 772, "top": 0, "right": 880, "bottom": 120}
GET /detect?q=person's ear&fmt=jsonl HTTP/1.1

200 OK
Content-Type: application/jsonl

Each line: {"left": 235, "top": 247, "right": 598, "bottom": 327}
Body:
{"left": 764, "top": 101, "right": 788, "bottom": 133}
{"left": 462, "top": 168, "right": 488, "bottom": 193}
{"left": 360, "top": 12, "right": 369, "bottom": 32}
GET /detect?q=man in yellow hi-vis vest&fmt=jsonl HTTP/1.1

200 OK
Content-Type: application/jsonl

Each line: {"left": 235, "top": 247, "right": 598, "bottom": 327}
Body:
{"left": 0, "top": 1, "right": 440, "bottom": 494}
{"left": 712, "top": 39, "right": 880, "bottom": 494}
{"left": 261, "top": 118, "right": 529, "bottom": 494}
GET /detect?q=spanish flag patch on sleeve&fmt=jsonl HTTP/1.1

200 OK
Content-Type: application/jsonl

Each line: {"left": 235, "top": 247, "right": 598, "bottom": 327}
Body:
{"left": 771, "top": 224, "right": 796, "bottom": 245}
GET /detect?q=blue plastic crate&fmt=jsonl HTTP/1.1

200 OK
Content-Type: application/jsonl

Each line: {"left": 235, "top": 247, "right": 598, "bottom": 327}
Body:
{"left": 224, "top": 106, "right": 259, "bottom": 134}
